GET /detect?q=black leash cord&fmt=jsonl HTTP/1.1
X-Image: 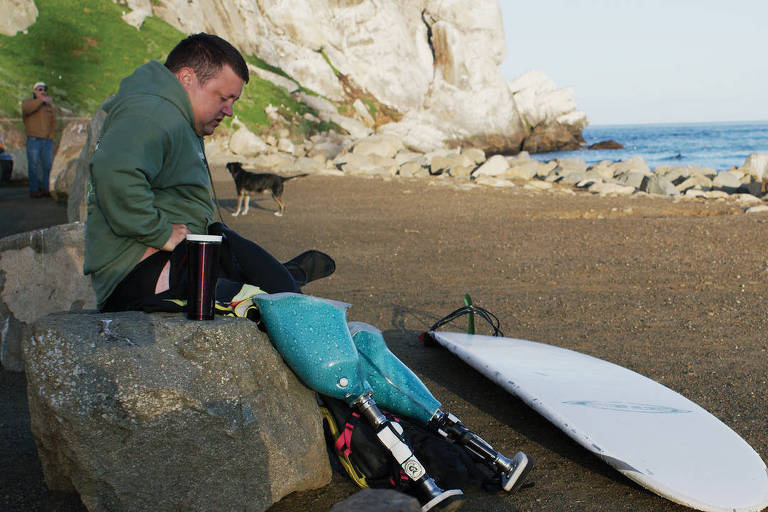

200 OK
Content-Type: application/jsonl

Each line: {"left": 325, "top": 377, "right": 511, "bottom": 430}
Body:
{"left": 428, "top": 305, "right": 504, "bottom": 337}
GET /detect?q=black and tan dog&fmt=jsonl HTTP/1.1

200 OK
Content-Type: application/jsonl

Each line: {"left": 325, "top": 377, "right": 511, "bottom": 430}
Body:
{"left": 226, "top": 162, "right": 308, "bottom": 217}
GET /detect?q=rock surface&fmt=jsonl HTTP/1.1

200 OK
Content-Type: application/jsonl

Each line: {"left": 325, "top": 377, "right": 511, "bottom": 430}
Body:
{"left": 23, "top": 311, "right": 331, "bottom": 511}
{"left": 0, "top": 223, "right": 94, "bottom": 372}
{"left": 67, "top": 100, "right": 107, "bottom": 223}
{"left": 0, "top": 0, "right": 38, "bottom": 36}
{"left": 115, "top": 0, "right": 585, "bottom": 154}
{"left": 329, "top": 489, "right": 421, "bottom": 512}
{"left": 510, "top": 70, "right": 588, "bottom": 152}
{"left": 588, "top": 139, "right": 624, "bottom": 150}
{"left": 50, "top": 120, "right": 88, "bottom": 200}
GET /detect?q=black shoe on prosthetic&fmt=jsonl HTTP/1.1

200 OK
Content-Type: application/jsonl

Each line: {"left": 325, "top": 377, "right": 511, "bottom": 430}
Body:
{"left": 283, "top": 250, "right": 336, "bottom": 286}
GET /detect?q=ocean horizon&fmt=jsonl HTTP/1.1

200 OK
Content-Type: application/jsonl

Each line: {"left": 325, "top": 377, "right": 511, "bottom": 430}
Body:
{"left": 531, "top": 120, "right": 768, "bottom": 173}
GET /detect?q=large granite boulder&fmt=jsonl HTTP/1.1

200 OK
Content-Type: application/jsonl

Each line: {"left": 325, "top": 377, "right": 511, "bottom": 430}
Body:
{"left": 739, "top": 153, "right": 768, "bottom": 181}
{"left": 510, "top": 70, "right": 588, "bottom": 153}
{"left": 68, "top": 99, "right": 108, "bottom": 223}
{"left": 0, "top": 0, "right": 38, "bottom": 36}
{"left": 50, "top": 120, "right": 88, "bottom": 200}
{"left": 23, "top": 311, "right": 332, "bottom": 511}
{"left": 0, "top": 222, "right": 94, "bottom": 372}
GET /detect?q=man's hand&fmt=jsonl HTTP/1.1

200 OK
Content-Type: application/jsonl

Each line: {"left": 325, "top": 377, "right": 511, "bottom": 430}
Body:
{"left": 161, "top": 223, "right": 190, "bottom": 251}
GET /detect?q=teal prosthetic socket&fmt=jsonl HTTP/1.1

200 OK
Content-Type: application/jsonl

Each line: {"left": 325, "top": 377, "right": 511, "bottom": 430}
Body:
{"left": 253, "top": 293, "right": 370, "bottom": 402}
{"left": 349, "top": 322, "right": 441, "bottom": 425}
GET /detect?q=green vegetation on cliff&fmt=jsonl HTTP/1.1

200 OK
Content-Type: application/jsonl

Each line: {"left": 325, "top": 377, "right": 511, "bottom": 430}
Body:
{"left": 0, "top": 0, "right": 333, "bottom": 139}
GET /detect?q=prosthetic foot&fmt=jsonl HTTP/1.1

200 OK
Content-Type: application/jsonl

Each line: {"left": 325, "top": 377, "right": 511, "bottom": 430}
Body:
{"left": 430, "top": 412, "right": 532, "bottom": 493}
{"left": 253, "top": 294, "right": 464, "bottom": 511}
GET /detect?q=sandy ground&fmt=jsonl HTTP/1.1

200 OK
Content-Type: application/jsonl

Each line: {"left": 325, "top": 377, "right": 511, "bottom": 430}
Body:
{"left": 2, "top": 170, "right": 767, "bottom": 512}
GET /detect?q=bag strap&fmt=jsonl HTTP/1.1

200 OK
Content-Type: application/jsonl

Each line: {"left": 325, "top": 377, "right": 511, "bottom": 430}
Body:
{"left": 334, "top": 411, "right": 360, "bottom": 457}
{"left": 318, "top": 403, "right": 369, "bottom": 488}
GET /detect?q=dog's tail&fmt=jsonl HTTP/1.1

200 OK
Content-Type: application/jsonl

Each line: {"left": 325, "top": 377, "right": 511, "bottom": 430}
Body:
{"left": 281, "top": 173, "right": 309, "bottom": 182}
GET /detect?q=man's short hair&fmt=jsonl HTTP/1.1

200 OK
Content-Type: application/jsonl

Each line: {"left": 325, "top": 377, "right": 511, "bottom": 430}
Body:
{"left": 165, "top": 33, "right": 249, "bottom": 85}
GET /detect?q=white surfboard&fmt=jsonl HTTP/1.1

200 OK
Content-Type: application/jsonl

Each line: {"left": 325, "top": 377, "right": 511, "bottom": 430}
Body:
{"left": 430, "top": 331, "right": 768, "bottom": 512}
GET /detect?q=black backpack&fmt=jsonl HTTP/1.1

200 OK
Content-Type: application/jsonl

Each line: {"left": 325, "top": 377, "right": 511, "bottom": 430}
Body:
{"left": 317, "top": 394, "right": 499, "bottom": 494}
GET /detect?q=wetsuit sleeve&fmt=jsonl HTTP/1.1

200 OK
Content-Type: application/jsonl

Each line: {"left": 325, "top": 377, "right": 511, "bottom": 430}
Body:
{"left": 90, "top": 112, "right": 173, "bottom": 249}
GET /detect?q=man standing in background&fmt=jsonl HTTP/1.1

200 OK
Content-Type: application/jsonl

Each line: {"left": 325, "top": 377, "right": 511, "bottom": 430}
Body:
{"left": 22, "top": 81, "right": 56, "bottom": 198}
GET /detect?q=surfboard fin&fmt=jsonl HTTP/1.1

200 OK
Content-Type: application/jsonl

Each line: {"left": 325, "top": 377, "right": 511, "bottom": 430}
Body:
{"left": 430, "top": 411, "right": 533, "bottom": 493}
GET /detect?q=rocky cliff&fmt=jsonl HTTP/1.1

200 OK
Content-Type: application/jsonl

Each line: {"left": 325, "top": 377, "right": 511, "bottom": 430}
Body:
{"left": 4, "top": 0, "right": 587, "bottom": 153}
{"left": 120, "top": 0, "right": 586, "bottom": 154}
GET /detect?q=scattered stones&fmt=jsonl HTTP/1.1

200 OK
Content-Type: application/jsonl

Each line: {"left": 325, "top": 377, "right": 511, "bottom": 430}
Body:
{"left": 58, "top": 104, "right": 768, "bottom": 227}
{"left": 277, "top": 137, "right": 296, "bottom": 155}
{"left": 676, "top": 174, "right": 713, "bottom": 192}
{"left": 740, "top": 153, "right": 768, "bottom": 180}
{"left": 614, "top": 171, "right": 649, "bottom": 190}
{"left": 352, "top": 134, "right": 405, "bottom": 159}
{"left": 230, "top": 127, "right": 269, "bottom": 156}
{"left": 712, "top": 171, "right": 743, "bottom": 193}
{"left": 644, "top": 175, "right": 680, "bottom": 197}
{"left": 610, "top": 156, "right": 652, "bottom": 175}
{"left": 473, "top": 154, "right": 509, "bottom": 177}
{"left": 506, "top": 160, "right": 543, "bottom": 180}
{"left": 746, "top": 204, "right": 768, "bottom": 214}
{"left": 462, "top": 147, "right": 486, "bottom": 165}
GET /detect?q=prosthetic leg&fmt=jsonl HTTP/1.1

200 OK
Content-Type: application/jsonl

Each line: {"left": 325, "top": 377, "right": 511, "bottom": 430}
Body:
{"left": 348, "top": 322, "right": 533, "bottom": 493}
{"left": 253, "top": 293, "right": 464, "bottom": 511}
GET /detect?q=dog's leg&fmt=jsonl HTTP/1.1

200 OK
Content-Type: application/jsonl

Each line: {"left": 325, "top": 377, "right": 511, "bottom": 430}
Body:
{"left": 273, "top": 195, "right": 285, "bottom": 217}
{"left": 232, "top": 193, "right": 243, "bottom": 216}
{"left": 243, "top": 195, "right": 250, "bottom": 215}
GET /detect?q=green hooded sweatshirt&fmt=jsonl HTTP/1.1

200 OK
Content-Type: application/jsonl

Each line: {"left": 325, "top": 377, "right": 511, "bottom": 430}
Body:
{"left": 84, "top": 60, "right": 215, "bottom": 307}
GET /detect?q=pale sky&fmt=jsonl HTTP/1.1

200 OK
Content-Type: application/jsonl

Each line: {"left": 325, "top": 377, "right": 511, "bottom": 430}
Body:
{"left": 499, "top": 0, "right": 768, "bottom": 126}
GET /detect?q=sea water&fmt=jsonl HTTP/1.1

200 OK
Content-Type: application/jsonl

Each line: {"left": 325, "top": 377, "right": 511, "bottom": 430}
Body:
{"left": 530, "top": 121, "right": 768, "bottom": 172}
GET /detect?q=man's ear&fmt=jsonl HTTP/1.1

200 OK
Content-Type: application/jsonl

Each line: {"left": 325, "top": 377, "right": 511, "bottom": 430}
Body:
{"left": 175, "top": 67, "right": 196, "bottom": 90}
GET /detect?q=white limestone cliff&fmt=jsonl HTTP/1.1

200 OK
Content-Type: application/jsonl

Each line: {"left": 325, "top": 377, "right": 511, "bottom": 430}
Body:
{"left": 0, "top": 0, "right": 38, "bottom": 36}
{"left": 117, "top": 0, "right": 586, "bottom": 153}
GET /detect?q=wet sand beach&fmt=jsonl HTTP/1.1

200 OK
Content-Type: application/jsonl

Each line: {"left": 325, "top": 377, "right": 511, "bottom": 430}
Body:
{"left": 2, "top": 171, "right": 767, "bottom": 511}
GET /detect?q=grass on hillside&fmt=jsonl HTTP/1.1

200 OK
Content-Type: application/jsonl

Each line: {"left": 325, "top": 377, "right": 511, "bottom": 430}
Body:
{"left": 0, "top": 0, "right": 337, "bottom": 140}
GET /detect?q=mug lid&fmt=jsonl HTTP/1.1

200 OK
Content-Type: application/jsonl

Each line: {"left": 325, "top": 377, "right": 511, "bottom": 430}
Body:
{"left": 186, "top": 234, "right": 223, "bottom": 242}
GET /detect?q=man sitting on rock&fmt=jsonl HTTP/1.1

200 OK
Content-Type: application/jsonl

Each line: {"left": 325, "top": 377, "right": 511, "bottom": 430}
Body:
{"left": 84, "top": 33, "right": 332, "bottom": 313}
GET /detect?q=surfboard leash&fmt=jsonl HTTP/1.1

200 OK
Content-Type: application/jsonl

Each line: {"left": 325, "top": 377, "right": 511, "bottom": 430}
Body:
{"left": 421, "top": 302, "right": 504, "bottom": 345}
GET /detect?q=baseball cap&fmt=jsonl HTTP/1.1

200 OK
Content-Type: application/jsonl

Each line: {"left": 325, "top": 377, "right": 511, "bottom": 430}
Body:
{"left": 33, "top": 82, "right": 47, "bottom": 90}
